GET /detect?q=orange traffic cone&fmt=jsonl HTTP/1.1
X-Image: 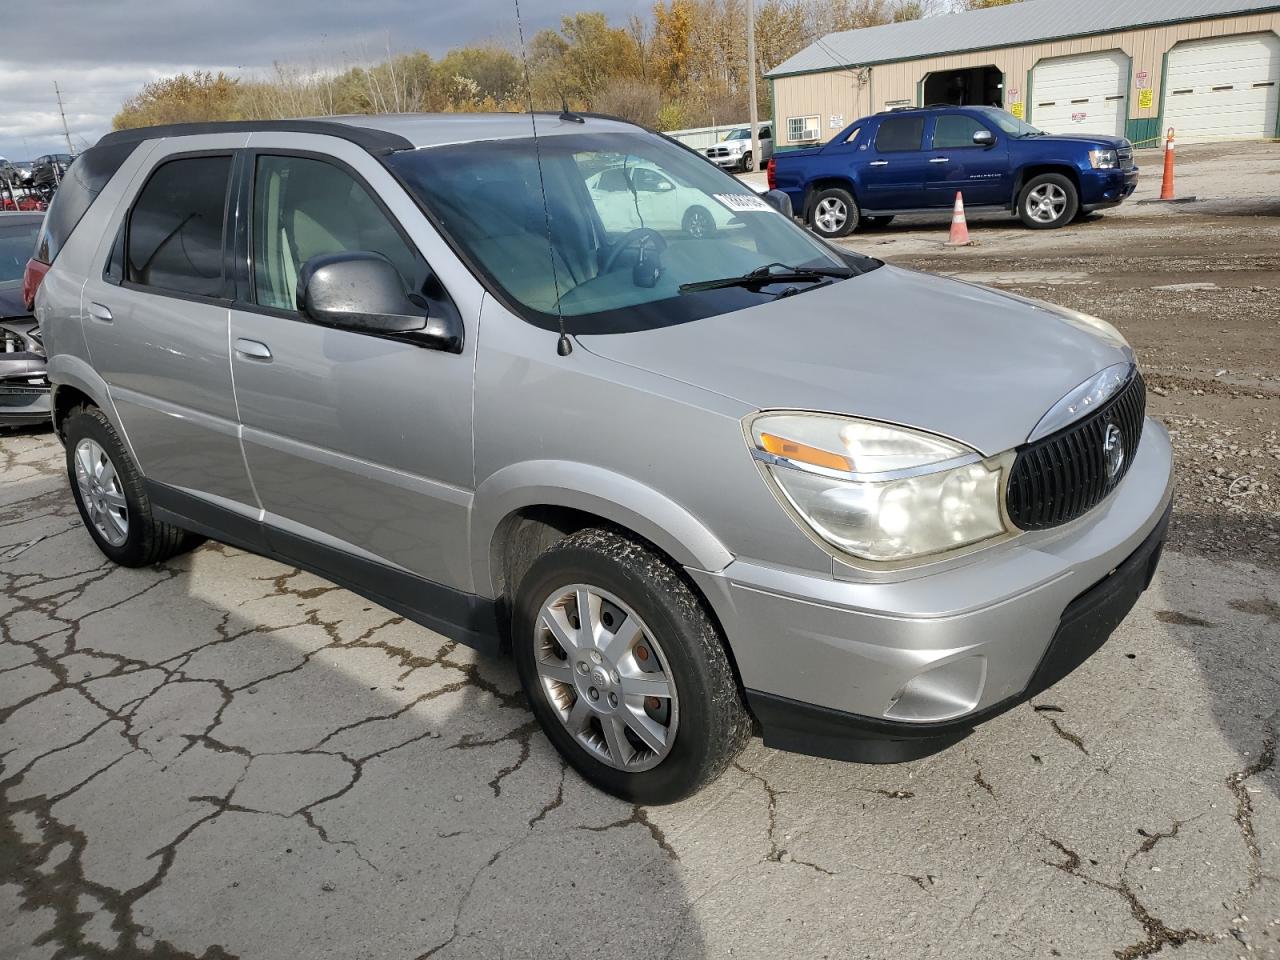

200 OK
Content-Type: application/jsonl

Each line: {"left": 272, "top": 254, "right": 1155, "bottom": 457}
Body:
{"left": 946, "top": 191, "right": 971, "bottom": 246}
{"left": 1159, "top": 127, "right": 1176, "bottom": 200}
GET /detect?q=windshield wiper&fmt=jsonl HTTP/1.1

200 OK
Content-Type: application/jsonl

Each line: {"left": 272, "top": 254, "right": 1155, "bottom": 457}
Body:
{"left": 679, "top": 261, "right": 853, "bottom": 294}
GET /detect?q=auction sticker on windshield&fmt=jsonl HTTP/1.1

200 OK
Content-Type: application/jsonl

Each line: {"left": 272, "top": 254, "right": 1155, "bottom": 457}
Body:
{"left": 715, "top": 193, "right": 774, "bottom": 213}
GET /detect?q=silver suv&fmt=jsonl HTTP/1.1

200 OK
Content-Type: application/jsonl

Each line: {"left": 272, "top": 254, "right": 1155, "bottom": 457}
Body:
{"left": 34, "top": 114, "right": 1173, "bottom": 803}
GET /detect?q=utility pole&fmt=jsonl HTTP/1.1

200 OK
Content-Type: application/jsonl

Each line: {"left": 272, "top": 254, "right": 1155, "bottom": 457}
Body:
{"left": 746, "top": 0, "right": 759, "bottom": 175}
{"left": 54, "top": 81, "right": 74, "bottom": 155}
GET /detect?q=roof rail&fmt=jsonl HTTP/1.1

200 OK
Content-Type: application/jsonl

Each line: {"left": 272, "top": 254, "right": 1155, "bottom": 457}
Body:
{"left": 95, "top": 118, "right": 415, "bottom": 155}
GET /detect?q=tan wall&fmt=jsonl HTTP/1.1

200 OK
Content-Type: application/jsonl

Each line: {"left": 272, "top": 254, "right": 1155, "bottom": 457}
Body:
{"left": 772, "top": 11, "right": 1280, "bottom": 145}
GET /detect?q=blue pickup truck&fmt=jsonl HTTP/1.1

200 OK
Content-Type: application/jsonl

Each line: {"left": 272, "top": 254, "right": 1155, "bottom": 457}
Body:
{"left": 768, "top": 105, "right": 1138, "bottom": 236}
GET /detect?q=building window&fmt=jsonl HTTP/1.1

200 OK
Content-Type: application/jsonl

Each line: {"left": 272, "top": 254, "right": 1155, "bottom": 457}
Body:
{"left": 787, "top": 116, "right": 820, "bottom": 142}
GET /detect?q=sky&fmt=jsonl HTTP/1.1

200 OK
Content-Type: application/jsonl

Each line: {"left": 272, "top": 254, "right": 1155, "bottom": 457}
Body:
{"left": 0, "top": 0, "right": 647, "bottom": 161}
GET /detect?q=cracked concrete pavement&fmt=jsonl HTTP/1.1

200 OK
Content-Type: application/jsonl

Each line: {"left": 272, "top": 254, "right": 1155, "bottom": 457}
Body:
{"left": 2, "top": 428, "right": 1278, "bottom": 959}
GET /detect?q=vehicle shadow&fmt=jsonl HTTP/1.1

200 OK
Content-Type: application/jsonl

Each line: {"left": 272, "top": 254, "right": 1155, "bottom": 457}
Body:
{"left": 0, "top": 457, "right": 704, "bottom": 960}
{"left": 1141, "top": 508, "right": 1279, "bottom": 803}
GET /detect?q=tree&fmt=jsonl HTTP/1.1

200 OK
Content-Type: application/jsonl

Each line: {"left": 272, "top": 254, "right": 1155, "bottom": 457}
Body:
{"left": 960, "top": 0, "right": 1020, "bottom": 8}
{"left": 113, "top": 71, "right": 240, "bottom": 129}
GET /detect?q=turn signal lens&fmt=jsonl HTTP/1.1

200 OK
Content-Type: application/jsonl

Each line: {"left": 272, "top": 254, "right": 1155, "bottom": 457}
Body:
{"left": 760, "top": 433, "right": 852, "bottom": 472}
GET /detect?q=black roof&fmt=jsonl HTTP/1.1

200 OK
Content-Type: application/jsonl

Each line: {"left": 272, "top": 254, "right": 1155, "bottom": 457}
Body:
{"left": 96, "top": 118, "right": 415, "bottom": 155}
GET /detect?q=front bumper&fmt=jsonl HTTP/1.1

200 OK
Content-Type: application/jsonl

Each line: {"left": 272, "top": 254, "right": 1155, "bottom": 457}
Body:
{"left": 689, "top": 417, "right": 1174, "bottom": 763}
{"left": 0, "top": 375, "right": 51, "bottom": 427}
{"left": 1081, "top": 166, "right": 1139, "bottom": 208}
{"left": 708, "top": 153, "right": 746, "bottom": 169}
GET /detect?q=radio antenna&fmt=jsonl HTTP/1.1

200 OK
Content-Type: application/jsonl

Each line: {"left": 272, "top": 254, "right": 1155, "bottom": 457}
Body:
{"left": 513, "top": 0, "right": 573, "bottom": 356}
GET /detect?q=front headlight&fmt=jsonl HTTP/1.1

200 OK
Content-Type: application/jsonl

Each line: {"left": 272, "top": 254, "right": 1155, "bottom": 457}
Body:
{"left": 1088, "top": 148, "right": 1119, "bottom": 169}
{"left": 748, "top": 413, "right": 1013, "bottom": 565}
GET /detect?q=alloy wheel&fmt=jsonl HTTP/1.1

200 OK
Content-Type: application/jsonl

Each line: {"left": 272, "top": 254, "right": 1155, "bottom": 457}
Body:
{"left": 534, "top": 584, "right": 679, "bottom": 772}
{"left": 687, "top": 208, "right": 712, "bottom": 238}
{"left": 74, "top": 438, "right": 128, "bottom": 547}
{"left": 814, "top": 197, "right": 848, "bottom": 234}
{"left": 1026, "top": 183, "right": 1068, "bottom": 224}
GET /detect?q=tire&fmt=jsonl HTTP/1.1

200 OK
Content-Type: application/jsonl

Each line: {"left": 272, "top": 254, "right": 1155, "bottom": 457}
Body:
{"left": 513, "top": 528, "right": 751, "bottom": 804}
{"left": 858, "top": 215, "right": 895, "bottom": 230}
{"left": 682, "top": 205, "right": 717, "bottom": 239}
{"left": 809, "top": 186, "right": 859, "bottom": 238}
{"left": 1017, "top": 173, "right": 1078, "bottom": 229}
{"left": 63, "top": 405, "right": 201, "bottom": 567}
{"left": 741, "top": 151, "right": 754, "bottom": 173}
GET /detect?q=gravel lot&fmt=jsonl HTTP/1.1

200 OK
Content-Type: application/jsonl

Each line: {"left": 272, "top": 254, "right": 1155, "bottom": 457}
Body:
{"left": 2, "top": 141, "right": 1278, "bottom": 960}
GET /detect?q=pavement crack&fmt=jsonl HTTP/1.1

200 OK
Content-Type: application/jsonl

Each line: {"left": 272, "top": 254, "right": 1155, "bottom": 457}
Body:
{"left": 580, "top": 805, "right": 679, "bottom": 861}
{"left": 1224, "top": 709, "right": 1277, "bottom": 902}
{"left": 1048, "top": 718, "right": 1089, "bottom": 754}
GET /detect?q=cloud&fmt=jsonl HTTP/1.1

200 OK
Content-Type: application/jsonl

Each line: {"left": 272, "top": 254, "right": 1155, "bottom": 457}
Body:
{"left": 1, "top": 0, "right": 648, "bottom": 159}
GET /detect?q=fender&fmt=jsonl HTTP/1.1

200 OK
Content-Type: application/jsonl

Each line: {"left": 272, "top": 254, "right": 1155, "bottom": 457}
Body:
{"left": 47, "top": 355, "right": 139, "bottom": 464}
{"left": 470, "top": 460, "right": 735, "bottom": 599}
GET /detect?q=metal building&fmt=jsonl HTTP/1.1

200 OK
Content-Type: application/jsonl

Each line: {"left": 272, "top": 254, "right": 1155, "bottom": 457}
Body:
{"left": 766, "top": 0, "right": 1280, "bottom": 148}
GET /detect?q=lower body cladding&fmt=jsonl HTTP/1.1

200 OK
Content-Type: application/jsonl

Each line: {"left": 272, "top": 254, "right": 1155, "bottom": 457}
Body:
{"left": 690, "top": 418, "right": 1174, "bottom": 764}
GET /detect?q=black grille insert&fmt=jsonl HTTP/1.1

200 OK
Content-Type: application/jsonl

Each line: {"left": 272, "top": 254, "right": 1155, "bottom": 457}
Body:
{"left": 1006, "top": 372, "right": 1146, "bottom": 530}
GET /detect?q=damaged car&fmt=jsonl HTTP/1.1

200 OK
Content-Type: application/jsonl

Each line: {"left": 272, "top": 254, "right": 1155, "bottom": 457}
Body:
{"left": 0, "top": 211, "right": 50, "bottom": 427}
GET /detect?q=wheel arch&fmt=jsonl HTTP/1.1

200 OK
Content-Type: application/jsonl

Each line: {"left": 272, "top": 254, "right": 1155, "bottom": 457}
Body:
{"left": 1011, "top": 163, "right": 1081, "bottom": 210}
{"left": 473, "top": 461, "right": 735, "bottom": 605}
{"left": 803, "top": 176, "right": 860, "bottom": 221}
{"left": 47, "top": 355, "right": 132, "bottom": 454}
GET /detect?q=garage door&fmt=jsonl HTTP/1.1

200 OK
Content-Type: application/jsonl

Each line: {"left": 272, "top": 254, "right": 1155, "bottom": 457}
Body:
{"left": 1031, "top": 50, "right": 1129, "bottom": 137}
{"left": 1164, "top": 33, "right": 1280, "bottom": 143}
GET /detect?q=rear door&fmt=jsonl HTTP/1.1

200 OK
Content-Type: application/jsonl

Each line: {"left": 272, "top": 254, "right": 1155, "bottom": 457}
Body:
{"left": 80, "top": 139, "right": 258, "bottom": 519}
{"left": 227, "top": 136, "right": 479, "bottom": 592}
{"left": 925, "top": 112, "right": 1010, "bottom": 207}
{"left": 860, "top": 115, "right": 932, "bottom": 211}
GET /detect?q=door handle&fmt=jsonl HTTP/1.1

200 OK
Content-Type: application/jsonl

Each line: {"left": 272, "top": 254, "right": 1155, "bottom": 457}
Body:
{"left": 868, "top": 160, "right": 889, "bottom": 167}
{"left": 929, "top": 157, "right": 951, "bottom": 163}
{"left": 234, "top": 338, "right": 272, "bottom": 361}
{"left": 88, "top": 302, "right": 113, "bottom": 323}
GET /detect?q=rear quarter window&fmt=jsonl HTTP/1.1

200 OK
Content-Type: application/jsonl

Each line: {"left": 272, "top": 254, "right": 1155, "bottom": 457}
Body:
{"left": 34, "top": 140, "right": 138, "bottom": 264}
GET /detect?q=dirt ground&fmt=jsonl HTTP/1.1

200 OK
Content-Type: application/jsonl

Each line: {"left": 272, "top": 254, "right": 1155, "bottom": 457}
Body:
{"left": 831, "top": 140, "right": 1280, "bottom": 569}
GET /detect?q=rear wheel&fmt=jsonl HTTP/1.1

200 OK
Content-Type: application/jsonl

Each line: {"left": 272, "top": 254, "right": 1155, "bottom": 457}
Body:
{"left": 1018, "top": 173, "right": 1078, "bottom": 229}
{"left": 63, "top": 405, "right": 200, "bottom": 567}
{"left": 513, "top": 528, "right": 751, "bottom": 804}
{"left": 809, "top": 186, "right": 859, "bottom": 239}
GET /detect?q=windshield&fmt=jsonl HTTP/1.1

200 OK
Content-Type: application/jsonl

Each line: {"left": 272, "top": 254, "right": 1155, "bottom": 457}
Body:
{"left": 725, "top": 129, "right": 751, "bottom": 141}
{"left": 973, "top": 107, "right": 1043, "bottom": 138}
{"left": 386, "top": 130, "right": 874, "bottom": 333}
{"left": 0, "top": 220, "right": 39, "bottom": 283}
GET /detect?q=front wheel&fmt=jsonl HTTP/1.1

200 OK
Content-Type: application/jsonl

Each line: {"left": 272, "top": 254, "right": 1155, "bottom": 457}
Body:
{"left": 682, "top": 204, "right": 717, "bottom": 239}
{"left": 809, "top": 186, "right": 859, "bottom": 238}
{"left": 1018, "top": 173, "right": 1078, "bottom": 229}
{"left": 740, "top": 151, "right": 754, "bottom": 173}
{"left": 513, "top": 529, "right": 751, "bottom": 804}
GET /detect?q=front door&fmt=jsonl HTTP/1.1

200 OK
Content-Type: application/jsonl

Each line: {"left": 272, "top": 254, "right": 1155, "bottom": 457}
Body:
{"left": 860, "top": 115, "right": 932, "bottom": 211}
{"left": 924, "top": 113, "right": 1010, "bottom": 207}
{"left": 227, "top": 141, "right": 477, "bottom": 591}
{"left": 80, "top": 141, "right": 258, "bottom": 515}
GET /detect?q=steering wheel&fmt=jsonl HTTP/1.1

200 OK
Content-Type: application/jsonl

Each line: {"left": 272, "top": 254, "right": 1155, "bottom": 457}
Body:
{"left": 601, "top": 227, "right": 667, "bottom": 275}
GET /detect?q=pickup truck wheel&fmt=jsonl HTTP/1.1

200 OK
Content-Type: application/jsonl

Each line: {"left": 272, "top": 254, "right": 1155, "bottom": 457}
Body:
{"left": 741, "top": 151, "right": 754, "bottom": 173}
{"left": 1018, "top": 173, "right": 1078, "bottom": 229}
{"left": 513, "top": 528, "right": 751, "bottom": 804}
{"left": 63, "top": 405, "right": 201, "bottom": 567}
{"left": 809, "top": 187, "right": 858, "bottom": 238}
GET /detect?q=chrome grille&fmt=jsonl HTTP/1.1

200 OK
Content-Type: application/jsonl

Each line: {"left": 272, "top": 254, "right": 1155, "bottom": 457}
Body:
{"left": 1006, "top": 372, "right": 1147, "bottom": 530}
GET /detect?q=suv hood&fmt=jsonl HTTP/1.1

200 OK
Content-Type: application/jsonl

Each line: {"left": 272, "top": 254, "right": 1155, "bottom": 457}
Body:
{"left": 578, "top": 264, "right": 1131, "bottom": 456}
{"left": 1029, "top": 133, "right": 1130, "bottom": 150}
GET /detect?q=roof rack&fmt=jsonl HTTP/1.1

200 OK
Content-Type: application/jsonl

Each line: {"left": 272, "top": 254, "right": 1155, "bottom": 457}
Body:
{"left": 95, "top": 119, "right": 415, "bottom": 155}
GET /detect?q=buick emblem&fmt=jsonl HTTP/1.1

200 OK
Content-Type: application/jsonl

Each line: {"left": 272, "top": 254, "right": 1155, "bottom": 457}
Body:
{"left": 1102, "top": 423, "right": 1124, "bottom": 480}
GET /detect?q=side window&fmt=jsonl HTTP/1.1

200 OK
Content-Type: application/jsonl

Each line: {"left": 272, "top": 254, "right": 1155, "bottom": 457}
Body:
{"left": 252, "top": 154, "right": 423, "bottom": 312}
{"left": 596, "top": 168, "right": 629, "bottom": 192}
{"left": 126, "top": 155, "right": 231, "bottom": 298}
{"left": 874, "top": 117, "right": 925, "bottom": 153}
{"left": 759, "top": 126, "right": 771, "bottom": 140}
{"left": 632, "top": 168, "right": 673, "bottom": 193}
{"left": 932, "top": 115, "right": 992, "bottom": 149}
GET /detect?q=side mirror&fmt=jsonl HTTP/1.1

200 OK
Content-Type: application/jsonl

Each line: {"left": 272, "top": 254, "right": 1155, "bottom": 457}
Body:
{"left": 763, "top": 189, "right": 794, "bottom": 218}
{"left": 299, "top": 252, "right": 461, "bottom": 352}
{"left": 973, "top": 129, "right": 995, "bottom": 147}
